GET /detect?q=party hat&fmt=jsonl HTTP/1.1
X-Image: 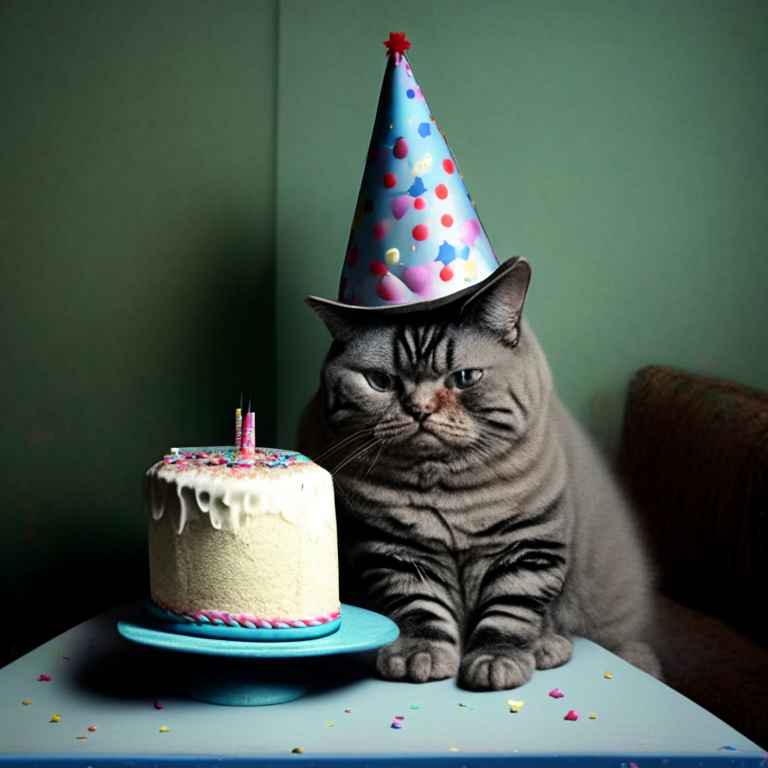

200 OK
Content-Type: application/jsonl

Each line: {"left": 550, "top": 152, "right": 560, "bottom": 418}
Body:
{"left": 335, "top": 32, "right": 501, "bottom": 310}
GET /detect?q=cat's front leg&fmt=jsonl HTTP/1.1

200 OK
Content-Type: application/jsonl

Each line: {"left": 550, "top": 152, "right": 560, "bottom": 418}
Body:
{"left": 357, "top": 545, "right": 463, "bottom": 683}
{"left": 459, "top": 543, "right": 568, "bottom": 691}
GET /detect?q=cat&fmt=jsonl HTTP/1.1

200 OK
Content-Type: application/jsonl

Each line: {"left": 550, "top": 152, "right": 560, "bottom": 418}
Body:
{"left": 297, "top": 256, "right": 661, "bottom": 691}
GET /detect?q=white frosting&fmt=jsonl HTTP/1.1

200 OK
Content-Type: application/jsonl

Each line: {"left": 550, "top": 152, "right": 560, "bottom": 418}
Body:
{"left": 146, "top": 460, "right": 335, "bottom": 541}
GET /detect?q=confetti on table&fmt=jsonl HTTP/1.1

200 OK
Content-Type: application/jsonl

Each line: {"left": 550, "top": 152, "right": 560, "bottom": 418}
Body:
{"left": 604, "top": 672, "right": 613, "bottom": 679}
{"left": 549, "top": 688, "right": 564, "bottom": 698}
{"left": 38, "top": 675, "right": 51, "bottom": 682}
{"left": 154, "top": 701, "right": 163, "bottom": 710}
{"left": 344, "top": 709, "right": 352, "bottom": 714}
{"left": 88, "top": 726, "right": 97, "bottom": 732}
{"left": 391, "top": 716, "right": 404, "bottom": 729}
{"left": 292, "top": 747, "right": 303, "bottom": 754}
{"left": 564, "top": 710, "right": 580, "bottom": 721}
{"left": 159, "top": 726, "right": 169, "bottom": 732}
{"left": 449, "top": 747, "right": 459, "bottom": 752}
{"left": 719, "top": 746, "right": 738, "bottom": 752}
{"left": 409, "top": 705, "right": 421, "bottom": 710}
{"left": 327, "top": 723, "right": 334, "bottom": 727}
{"left": 50, "top": 714, "right": 61, "bottom": 723}
{"left": 22, "top": 701, "right": 31, "bottom": 706}
{"left": 76, "top": 737, "right": 88, "bottom": 740}
{"left": 507, "top": 699, "right": 524, "bottom": 712}
{"left": 589, "top": 714, "right": 597, "bottom": 719}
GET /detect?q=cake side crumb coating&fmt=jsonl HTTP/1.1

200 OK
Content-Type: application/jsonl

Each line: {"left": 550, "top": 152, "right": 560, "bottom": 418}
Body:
{"left": 145, "top": 447, "right": 340, "bottom": 622}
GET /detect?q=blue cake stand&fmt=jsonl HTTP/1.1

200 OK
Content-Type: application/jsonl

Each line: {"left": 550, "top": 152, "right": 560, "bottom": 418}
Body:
{"left": 117, "top": 603, "right": 399, "bottom": 707}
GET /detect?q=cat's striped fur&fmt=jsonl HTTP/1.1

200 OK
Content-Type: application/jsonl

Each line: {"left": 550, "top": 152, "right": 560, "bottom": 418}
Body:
{"left": 297, "top": 258, "right": 660, "bottom": 690}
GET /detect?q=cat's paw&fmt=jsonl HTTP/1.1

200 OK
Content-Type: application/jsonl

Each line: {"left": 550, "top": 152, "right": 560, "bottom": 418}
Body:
{"left": 458, "top": 647, "right": 535, "bottom": 691}
{"left": 376, "top": 637, "right": 460, "bottom": 683}
{"left": 534, "top": 634, "right": 573, "bottom": 670}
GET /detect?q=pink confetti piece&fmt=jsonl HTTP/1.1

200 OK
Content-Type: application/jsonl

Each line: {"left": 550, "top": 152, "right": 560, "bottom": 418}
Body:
{"left": 154, "top": 700, "right": 163, "bottom": 710}
{"left": 38, "top": 674, "right": 51, "bottom": 682}
{"left": 548, "top": 688, "right": 564, "bottom": 698}
{"left": 391, "top": 716, "right": 404, "bottom": 729}
{"left": 564, "top": 709, "right": 580, "bottom": 721}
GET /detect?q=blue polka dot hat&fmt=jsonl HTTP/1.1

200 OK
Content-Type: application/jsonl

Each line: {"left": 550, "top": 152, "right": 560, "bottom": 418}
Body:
{"left": 313, "top": 32, "right": 512, "bottom": 314}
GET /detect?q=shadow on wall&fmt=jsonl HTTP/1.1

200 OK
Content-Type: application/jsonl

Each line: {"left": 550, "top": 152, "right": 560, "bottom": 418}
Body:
{"left": 588, "top": 384, "right": 628, "bottom": 461}
{"left": 1, "top": 219, "right": 277, "bottom": 669}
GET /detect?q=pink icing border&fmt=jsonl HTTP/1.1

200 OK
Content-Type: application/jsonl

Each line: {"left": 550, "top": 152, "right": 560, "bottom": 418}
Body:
{"left": 159, "top": 604, "right": 341, "bottom": 629}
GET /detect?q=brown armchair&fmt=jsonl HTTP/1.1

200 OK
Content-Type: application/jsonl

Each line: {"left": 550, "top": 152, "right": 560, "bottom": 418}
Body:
{"left": 619, "top": 365, "right": 768, "bottom": 749}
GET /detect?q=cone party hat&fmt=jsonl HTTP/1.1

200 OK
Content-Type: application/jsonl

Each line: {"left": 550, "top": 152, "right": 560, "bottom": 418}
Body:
{"left": 337, "top": 32, "right": 501, "bottom": 309}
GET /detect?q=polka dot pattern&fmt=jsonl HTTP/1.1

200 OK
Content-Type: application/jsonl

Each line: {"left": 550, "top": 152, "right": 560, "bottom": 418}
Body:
{"left": 337, "top": 43, "right": 500, "bottom": 307}
{"left": 369, "top": 261, "right": 387, "bottom": 276}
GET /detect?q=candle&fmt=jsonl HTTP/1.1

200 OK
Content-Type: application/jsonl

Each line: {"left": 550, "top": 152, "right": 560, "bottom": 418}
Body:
{"left": 241, "top": 411, "right": 256, "bottom": 456}
{"left": 234, "top": 408, "right": 242, "bottom": 449}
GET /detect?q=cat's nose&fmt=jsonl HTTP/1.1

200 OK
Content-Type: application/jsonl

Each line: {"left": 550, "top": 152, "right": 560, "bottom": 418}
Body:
{"left": 402, "top": 390, "right": 438, "bottom": 421}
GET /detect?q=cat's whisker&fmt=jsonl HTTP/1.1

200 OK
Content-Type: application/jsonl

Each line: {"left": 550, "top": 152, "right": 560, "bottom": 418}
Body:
{"left": 363, "top": 440, "right": 386, "bottom": 478}
{"left": 330, "top": 438, "right": 382, "bottom": 476}
{"left": 314, "top": 427, "right": 376, "bottom": 462}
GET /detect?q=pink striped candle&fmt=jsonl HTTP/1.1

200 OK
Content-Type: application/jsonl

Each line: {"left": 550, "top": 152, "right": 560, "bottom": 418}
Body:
{"left": 241, "top": 412, "right": 255, "bottom": 456}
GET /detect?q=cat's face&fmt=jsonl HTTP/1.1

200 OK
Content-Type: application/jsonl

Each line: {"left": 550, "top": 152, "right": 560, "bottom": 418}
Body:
{"left": 309, "top": 258, "right": 545, "bottom": 472}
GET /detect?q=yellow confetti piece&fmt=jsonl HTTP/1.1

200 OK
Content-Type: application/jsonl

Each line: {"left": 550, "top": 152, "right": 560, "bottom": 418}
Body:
{"left": 292, "top": 747, "right": 303, "bottom": 754}
{"left": 327, "top": 723, "right": 334, "bottom": 727}
{"left": 589, "top": 714, "right": 597, "bottom": 719}
{"left": 604, "top": 672, "right": 613, "bottom": 679}
{"left": 449, "top": 747, "right": 459, "bottom": 752}
{"left": 507, "top": 699, "right": 524, "bottom": 712}
{"left": 159, "top": 726, "right": 169, "bottom": 732}
{"left": 76, "top": 737, "right": 88, "bottom": 740}
{"left": 50, "top": 714, "right": 61, "bottom": 723}
{"left": 22, "top": 701, "right": 31, "bottom": 706}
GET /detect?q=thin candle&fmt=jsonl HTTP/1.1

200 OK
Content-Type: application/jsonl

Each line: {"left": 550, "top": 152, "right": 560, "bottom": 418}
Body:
{"left": 234, "top": 393, "right": 243, "bottom": 449}
{"left": 241, "top": 411, "right": 256, "bottom": 456}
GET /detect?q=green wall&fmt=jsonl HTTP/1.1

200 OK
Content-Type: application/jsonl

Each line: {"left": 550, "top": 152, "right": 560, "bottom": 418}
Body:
{"left": 0, "top": 0, "right": 278, "bottom": 659}
{"left": 276, "top": 0, "right": 768, "bottom": 452}
{"left": 1, "top": 0, "right": 767, "bottom": 660}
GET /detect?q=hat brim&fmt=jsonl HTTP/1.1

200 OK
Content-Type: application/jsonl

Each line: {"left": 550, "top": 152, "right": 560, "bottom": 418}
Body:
{"left": 307, "top": 257, "right": 525, "bottom": 317}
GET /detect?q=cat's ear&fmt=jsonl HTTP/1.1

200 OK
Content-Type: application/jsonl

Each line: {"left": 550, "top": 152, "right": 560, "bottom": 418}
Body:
{"left": 461, "top": 256, "right": 531, "bottom": 347}
{"left": 305, "top": 296, "right": 368, "bottom": 343}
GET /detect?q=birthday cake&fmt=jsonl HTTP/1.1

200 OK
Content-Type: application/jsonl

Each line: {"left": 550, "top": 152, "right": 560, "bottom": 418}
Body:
{"left": 144, "top": 443, "right": 340, "bottom": 637}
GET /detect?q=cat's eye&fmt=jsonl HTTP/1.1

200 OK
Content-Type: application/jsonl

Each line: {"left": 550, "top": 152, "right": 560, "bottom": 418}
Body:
{"left": 364, "top": 370, "right": 394, "bottom": 392}
{"left": 451, "top": 369, "right": 483, "bottom": 389}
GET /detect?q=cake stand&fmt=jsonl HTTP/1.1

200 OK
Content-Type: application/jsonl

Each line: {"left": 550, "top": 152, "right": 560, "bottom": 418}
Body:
{"left": 117, "top": 603, "right": 399, "bottom": 707}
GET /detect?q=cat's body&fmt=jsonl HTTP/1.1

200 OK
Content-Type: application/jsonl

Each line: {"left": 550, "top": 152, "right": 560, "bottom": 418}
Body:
{"left": 298, "top": 258, "right": 660, "bottom": 690}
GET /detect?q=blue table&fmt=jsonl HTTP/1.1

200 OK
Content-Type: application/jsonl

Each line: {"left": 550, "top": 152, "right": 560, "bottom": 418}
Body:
{"left": 0, "top": 602, "right": 765, "bottom": 766}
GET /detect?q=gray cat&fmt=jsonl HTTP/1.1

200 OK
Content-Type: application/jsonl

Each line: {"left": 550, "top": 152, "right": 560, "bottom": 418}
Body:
{"left": 297, "top": 257, "right": 661, "bottom": 690}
